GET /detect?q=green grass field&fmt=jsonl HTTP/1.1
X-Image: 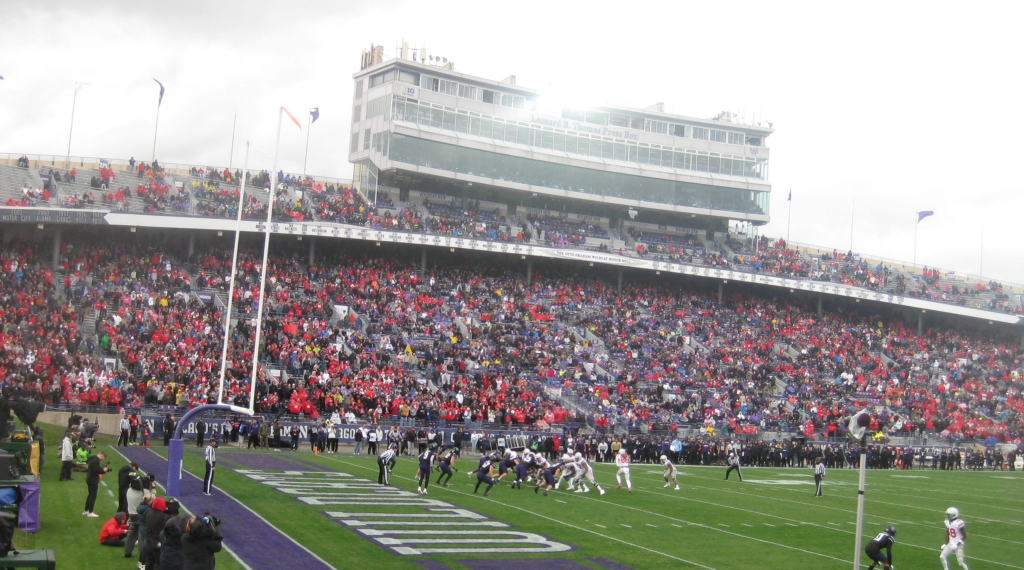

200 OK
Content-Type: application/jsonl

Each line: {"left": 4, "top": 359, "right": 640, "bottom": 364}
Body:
{"left": 31, "top": 425, "right": 1023, "bottom": 570}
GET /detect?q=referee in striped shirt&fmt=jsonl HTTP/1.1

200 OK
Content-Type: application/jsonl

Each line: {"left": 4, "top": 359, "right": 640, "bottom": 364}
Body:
{"left": 378, "top": 444, "right": 397, "bottom": 485}
{"left": 203, "top": 439, "right": 217, "bottom": 496}
{"left": 814, "top": 457, "right": 826, "bottom": 497}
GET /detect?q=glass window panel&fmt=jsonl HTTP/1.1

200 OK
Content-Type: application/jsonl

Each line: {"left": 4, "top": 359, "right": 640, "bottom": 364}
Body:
{"left": 504, "top": 123, "right": 517, "bottom": 143}
{"left": 610, "top": 115, "right": 629, "bottom": 127}
{"left": 470, "top": 117, "right": 481, "bottom": 136}
{"left": 430, "top": 107, "right": 443, "bottom": 128}
{"left": 565, "top": 134, "right": 577, "bottom": 154}
{"left": 442, "top": 109, "right": 456, "bottom": 131}
{"left": 628, "top": 145, "right": 638, "bottom": 163}
{"left": 697, "top": 152, "right": 709, "bottom": 172}
{"left": 455, "top": 113, "right": 469, "bottom": 134}
{"left": 630, "top": 117, "right": 644, "bottom": 130}
{"left": 601, "top": 140, "right": 613, "bottom": 160}
{"left": 480, "top": 118, "right": 492, "bottom": 138}
{"left": 491, "top": 121, "right": 503, "bottom": 141}
{"left": 613, "top": 142, "right": 626, "bottom": 162}
{"left": 562, "top": 108, "right": 585, "bottom": 121}
{"left": 744, "top": 158, "right": 755, "bottom": 178}
{"left": 577, "top": 136, "right": 589, "bottom": 156}
{"left": 709, "top": 153, "right": 720, "bottom": 174}
{"left": 721, "top": 156, "right": 732, "bottom": 175}
{"left": 352, "top": 105, "right": 361, "bottom": 123}
{"left": 541, "top": 130, "right": 554, "bottom": 150}
{"left": 638, "top": 147, "right": 649, "bottom": 164}
{"left": 418, "top": 104, "right": 430, "bottom": 126}
{"left": 553, "top": 133, "right": 565, "bottom": 152}
{"left": 363, "top": 128, "right": 371, "bottom": 150}
{"left": 517, "top": 125, "right": 530, "bottom": 145}
{"left": 650, "top": 148, "right": 661, "bottom": 165}
{"left": 673, "top": 151, "right": 685, "bottom": 169}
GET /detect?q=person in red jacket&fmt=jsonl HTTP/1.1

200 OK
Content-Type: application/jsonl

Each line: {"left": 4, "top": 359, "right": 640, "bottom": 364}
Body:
{"left": 100, "top": 512, "right": 129, "bottom": 546}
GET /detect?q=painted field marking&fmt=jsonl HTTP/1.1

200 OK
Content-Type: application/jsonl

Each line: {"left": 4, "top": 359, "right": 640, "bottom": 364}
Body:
{"left": 787, "top": 523, "right": 798, "bottom": 527}
{"left": 671, "top": 524, "right": 682, "bottom": 528}
{"left": 594, "top": 524, "right": 606, "bottom": 528}
{"left": 554, "top": 500, "right": 566, "bottom": 504}
{"left": 742, "top": 524, "right": 753, "bottom": 527}
{"left": 621, "top": 524, "right": 632, "bottom": 528}
{"left": 718, "top": 524, "right": 729, "bottom": 527}
{"left": 828, "top": 523, "right": 839, "bottom": 526}
{"left": 764, "top": 523, "right": 776, "bottom": 527}
{"left": 646, "top": 524, "right": 657, "bottom": 528}
{"left": 106, "top": 489, "right": 113, "bottom": 497}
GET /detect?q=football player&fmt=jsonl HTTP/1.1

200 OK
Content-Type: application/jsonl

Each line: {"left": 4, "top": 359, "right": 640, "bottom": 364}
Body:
{"left": 470, "top": 453, "right": 496, "bottom": 497}
{"left": 570, "top": 452, "right": 606, "bottom": 495}
{"left": 660, "top": 454, "right": 680, "bottom": 490}
{"left": 435, "top": 446, "right": 459, "bottom": 487}
{"left": 510, "top": 449, "right": 530, "bottom": 489}
{"left": 554, "top": 454, "right": 576, "bottom": 490}
{"left": 940, "top": 507, "right": 969, "bottom": 570}
{"left": 495, "top": 450, "right": 516, "bottom": 484}
{"left": 534, "top": 458, "right": 560, "bottom": 496}
{"left": 615, "top": 448, "right": 632, "bottom": 492}
{"left": 865, "top": 525, "right": 896, "bottom": 570}
{"left": 416, "top": 442, "right": 438, "bottom": 495}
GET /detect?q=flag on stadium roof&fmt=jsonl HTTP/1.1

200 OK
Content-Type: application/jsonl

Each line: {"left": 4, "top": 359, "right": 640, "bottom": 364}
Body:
{"left": 917, "top": 211, "right": 934, "bottom": 223}
{"left": 787, "top": 189, "right": 791, "bottom": 201}
{"left": 283, "top": 107, "right": 302, "bottom": 130}
{"left": 310, "top": 107, "right": 320, "bottom": 124}
{"left": 153, "top": 78, "right": 165, "bottom": 106}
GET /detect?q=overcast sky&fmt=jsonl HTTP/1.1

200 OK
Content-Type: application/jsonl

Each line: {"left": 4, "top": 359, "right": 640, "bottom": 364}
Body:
{"left": 2, "top": 1, "right": 1022, "bottom": 285}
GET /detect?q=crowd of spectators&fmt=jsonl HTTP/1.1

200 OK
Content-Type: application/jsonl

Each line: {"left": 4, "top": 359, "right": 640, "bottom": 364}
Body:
{"left": 2, "top": 231, "right": 1022, "bottom": 446}
{"left": 529, "top": 213, "right": 608, "bottom": 248}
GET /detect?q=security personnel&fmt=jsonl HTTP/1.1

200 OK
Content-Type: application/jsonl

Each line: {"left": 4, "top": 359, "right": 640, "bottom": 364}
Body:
{"left": 814, "top": 457, "right": 826, "bottom": 497}
{"left": 378, "top": 444, "right": 398, "bottom": 485}
{"left": 203, "top": 439, "right": 217, "bottom": 496}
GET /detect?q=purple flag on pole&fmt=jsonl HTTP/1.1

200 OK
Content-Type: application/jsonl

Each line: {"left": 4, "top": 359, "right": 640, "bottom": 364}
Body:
{"left": 787, "top": 189, "right": 791, "bottom": 201}
{"left": 917, "top": 211, "right": 934, "bottom": 223}
{"left": 153, "top": 78, "right": 165, "bottom": 106}
{"left": 310, "top": 107, "right": 320, "bottom": 124}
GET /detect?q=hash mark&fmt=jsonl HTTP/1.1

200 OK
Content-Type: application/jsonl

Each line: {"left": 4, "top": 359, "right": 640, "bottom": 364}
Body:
{"left": 787, "top": 523, "right": 798, "bottom": 527}
{"left": 554, "top": 500, "right": 566, "bottom": 504}
{"left": 646, "top": 524, "right": 657, "bottom": 528}
{"left": 671, "top": 524, "right": 682, "bottom": 528}
{"left": 742, "top": 523, "right": 753, "bottom": 527}
{"left": 595, "top": 524, "right": 606, "bottom": 528}
{"left": 621, "top": 524, "right": 632, "bottom": 528}
{"left": 765, "top": 523, "right": 776, "bottom": 527}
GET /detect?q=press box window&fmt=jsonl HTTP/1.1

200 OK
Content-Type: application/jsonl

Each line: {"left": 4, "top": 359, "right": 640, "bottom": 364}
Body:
{"left": 363, "top": 128, "right": 371, "bottom": 150}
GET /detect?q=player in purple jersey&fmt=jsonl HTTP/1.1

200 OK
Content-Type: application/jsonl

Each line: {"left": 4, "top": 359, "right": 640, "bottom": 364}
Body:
{"left": 435, "top": 446, "right": 459, "bottom": 487}
{"left": 471, "top": 455, "right": 496, "bottom": 496}
{"left": 416, "top": 443, "right": 438, "bottom": 495}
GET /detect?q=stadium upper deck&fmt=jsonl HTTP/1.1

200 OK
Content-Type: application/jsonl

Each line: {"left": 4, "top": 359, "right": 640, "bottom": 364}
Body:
{"left": 349, "top": 47, "right": 773, "bottom": 233}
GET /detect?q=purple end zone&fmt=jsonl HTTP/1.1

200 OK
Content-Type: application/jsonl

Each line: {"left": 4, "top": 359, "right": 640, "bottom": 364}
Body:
{"left": 414, "top": 561, "right": 455, "bottom": 570}
{"left": 457, "top": 560, "right": 594, "bottom": 570}
{"left": 585, "top": 558, "right": 643, "bottom": 570}
{"left": 117, "top": 446, "right": 335, "bottom": 570}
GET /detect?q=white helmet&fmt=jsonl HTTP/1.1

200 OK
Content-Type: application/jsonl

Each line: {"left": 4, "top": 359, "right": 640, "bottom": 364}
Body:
{"left": 946, "top": 507, "right": 959, "bottom": 521}
{"left": 618, "top": 449, "right": 626, "bottom": 455}
{"left": 729, "top": 452, "right": 736, "bottom": 458}
{"left": 562, "top": 454, "right": 573, "bottom": 463}
{"left": 660, "top": 454, "right": 668, "bottom": 462}
{"left": 573, "top": 452, "right": 583, "bottom": 461}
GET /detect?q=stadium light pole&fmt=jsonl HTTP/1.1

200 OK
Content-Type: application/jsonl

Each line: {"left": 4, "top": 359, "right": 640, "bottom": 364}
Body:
{"left": 216, "top": 141, "right": 251, "bottom": 405}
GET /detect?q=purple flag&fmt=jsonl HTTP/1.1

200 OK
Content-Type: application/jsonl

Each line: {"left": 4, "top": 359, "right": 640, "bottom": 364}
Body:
{"left": 787, "top": 189, "right": 791, "bottom": 201}
{"left": 153, "top": 78, "right": 165, "bottom": 106}
{"left": 917, "top": 211, "right": 934, "bottom": 223}
{"left": 310, "top": 107, "right": 320, "bottom": 124}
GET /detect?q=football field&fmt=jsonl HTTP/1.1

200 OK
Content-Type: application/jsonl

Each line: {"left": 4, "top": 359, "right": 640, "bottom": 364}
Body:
{"left": 132, "top": 445, "right": 1024, "bottom": 570}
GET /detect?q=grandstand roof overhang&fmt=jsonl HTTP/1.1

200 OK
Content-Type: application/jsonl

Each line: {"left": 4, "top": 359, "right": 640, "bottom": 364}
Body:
{"left": 9, "top": 206, "right": 1013, "bottom": 326}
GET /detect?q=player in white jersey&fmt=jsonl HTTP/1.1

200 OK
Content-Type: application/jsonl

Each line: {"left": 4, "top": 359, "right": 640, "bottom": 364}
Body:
{"left": 570, "top": 452, "right": 606, "bottom": 495}
{"left": 940, "top": 507, "right": 969, "bottom": 570}
{"left": 614, "top": 449, "right": 632, "bottom": 492}
{"left": 554, "top": 454, "right": 574, "bottom": 489}
{"left": 660, "top": 454, "right": 680, "bottom": 490}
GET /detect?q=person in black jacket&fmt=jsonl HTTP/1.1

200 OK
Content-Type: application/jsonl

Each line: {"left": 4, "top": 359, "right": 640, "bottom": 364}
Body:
{"left": 145, "top": 497, "right": 179, "bottom": 568}
{"left": 161, "top": 513, "right": 190, "bottom": 570}
{"left": 164, "top": 415, "right": 176, "bottom": 447}
{"left": 196, "top": 418, "right": 206, "bottom": 448}
{"left": 181, "top": 514, "right": 223, "bottom": 570}
{"left": 84, "top": 452, "right": 111, "bottom": 517}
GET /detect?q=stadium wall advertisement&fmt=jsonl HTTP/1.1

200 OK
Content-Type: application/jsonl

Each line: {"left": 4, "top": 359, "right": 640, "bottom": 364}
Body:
{"left": 7, "top": 208, "right": 1018, "bottom": 325}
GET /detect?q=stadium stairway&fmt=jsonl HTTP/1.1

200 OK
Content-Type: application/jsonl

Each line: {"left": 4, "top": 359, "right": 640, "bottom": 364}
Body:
{"left": 0, "top": 163, "right": 48, "bottom": 206}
